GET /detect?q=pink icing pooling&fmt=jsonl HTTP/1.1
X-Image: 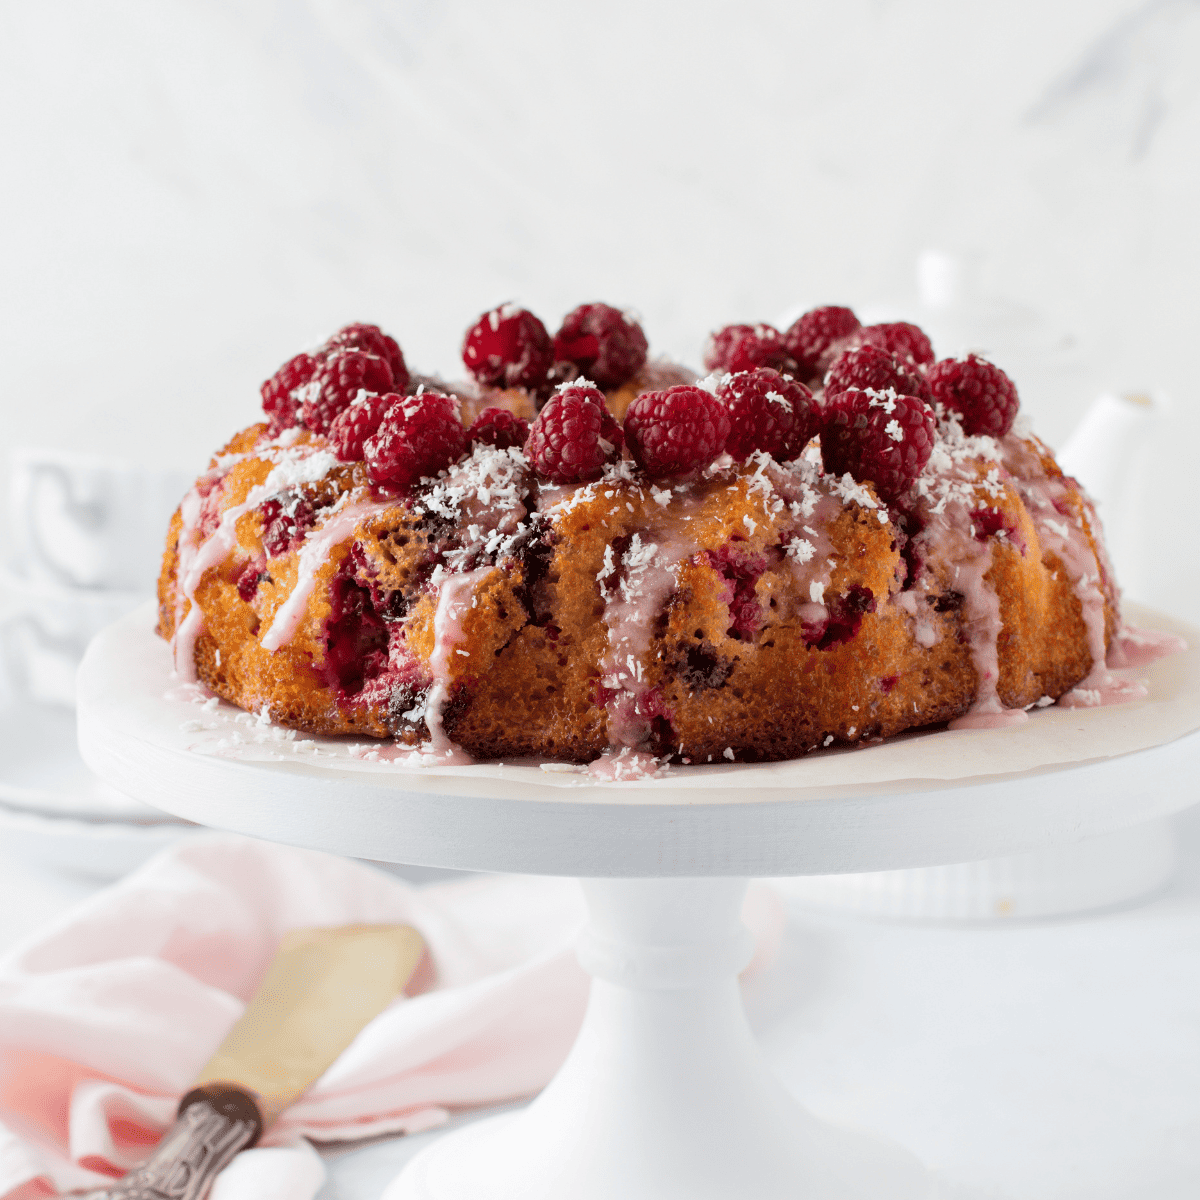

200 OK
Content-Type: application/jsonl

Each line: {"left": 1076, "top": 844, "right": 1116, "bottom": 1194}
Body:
{"left": 587, "top": 747, "right": 663, "bottom": 781}
{"left": 1107, "top": 624, "right": 1187, "bottom": 669}
{"left": 949, "top": 707, "right": 1029, "bottom": 731}
{"left": 259, "top": 498, "right": 394, "bottom": 652}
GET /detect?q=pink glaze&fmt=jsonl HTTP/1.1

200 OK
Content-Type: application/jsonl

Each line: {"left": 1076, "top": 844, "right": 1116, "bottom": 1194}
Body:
{"left": 948, "top": 707, "right": 1030, "bottom": 731}
{"left": 417, "top": 565, "right": 495, "bottom": 764}
{"left": 259, "top": 498, "right": 393, "bottom": 652}
{"left": 171, "top": 444, "right": 342, "bottom": 678}
{"left": 598, "top": 527, "right": 697, "bottom": 753}
{"left": 997, "top": 437, "right": 1132, "bottom": 708}
{"left": 902, "top": 427, "right": 1046, "bottom": 726}
{"left": 351, "top": 742, "right": 418, "bottom": 763}
{"left": 919, "top": 508, "right": 1009, "bottom": 721}
{"left": 893, "top": 590, "right": 939, "bottom": 648}
{"left": 587, "top": 747, "right": 663, "bottom": 781}
{"left": 1057, "top": 675, "right": 1147, "bottom": 708}
{"left": 173, "top": 486, "right": 264, "bottom": 678}
{"left": 1107, "top": 624, "right": 1188, "bottom": 669}
{"left": 779, "top": 492, "right": 839, "bottom": 607}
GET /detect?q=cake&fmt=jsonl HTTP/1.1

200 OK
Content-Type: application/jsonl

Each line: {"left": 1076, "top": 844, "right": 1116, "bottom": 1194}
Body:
{"left": 157, "top": 302, "right": 1153, "bottom": 775}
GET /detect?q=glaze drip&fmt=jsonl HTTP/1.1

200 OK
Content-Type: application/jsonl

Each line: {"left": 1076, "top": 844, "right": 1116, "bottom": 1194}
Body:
{"left": 408, "top": 565, "right": 493, "bottom": 765}
{"left": 259, "top": 497, "right": 393, "bottom": 652}
{"left": 171, "top": 441, "right": 341, "bottom": 679}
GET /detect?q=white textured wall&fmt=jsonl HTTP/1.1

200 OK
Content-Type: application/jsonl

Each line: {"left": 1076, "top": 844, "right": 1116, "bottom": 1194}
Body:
{"left": 1, "top": 0, "right": 1197, "bottom": 614}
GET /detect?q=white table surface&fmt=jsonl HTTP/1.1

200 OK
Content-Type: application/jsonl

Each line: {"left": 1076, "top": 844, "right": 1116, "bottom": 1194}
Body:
{"left": 3, "top": 804, "right": 1200, "bottom": 1200}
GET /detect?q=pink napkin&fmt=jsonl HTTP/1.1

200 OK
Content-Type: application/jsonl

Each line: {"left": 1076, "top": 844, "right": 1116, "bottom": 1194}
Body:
{"left": 0, "top": 835, "right": 784, "bottom": 1199}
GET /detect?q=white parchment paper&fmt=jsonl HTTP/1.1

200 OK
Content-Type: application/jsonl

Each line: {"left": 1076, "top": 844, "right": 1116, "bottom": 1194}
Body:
{"left": 120, "top": 602, "right": 1200, "bottom": 801}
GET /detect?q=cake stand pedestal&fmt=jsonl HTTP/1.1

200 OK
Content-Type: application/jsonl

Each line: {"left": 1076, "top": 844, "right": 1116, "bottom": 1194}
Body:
{"left": 77, "top": 606, "right": 1200, "bottom": 1200}
{"left": 387, "top": 875, "right": 929, "bottom": 1200}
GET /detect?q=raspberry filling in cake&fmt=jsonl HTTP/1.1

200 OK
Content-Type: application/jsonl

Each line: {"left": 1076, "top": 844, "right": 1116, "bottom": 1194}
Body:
{"left": 158, "top": 310, "right": 1184, "bottom": 774}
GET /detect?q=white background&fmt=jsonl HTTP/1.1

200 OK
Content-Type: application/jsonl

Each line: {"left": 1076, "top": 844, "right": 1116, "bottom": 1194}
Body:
{"left": 1, "top": 8, "right": 1200, "bottom": 1196}
{"left": 1, "top": 0, "right": 1197, "bottom": 611}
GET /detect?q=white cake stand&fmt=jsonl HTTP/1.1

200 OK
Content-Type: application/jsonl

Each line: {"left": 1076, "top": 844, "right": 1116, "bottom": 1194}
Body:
{"left": 77, "top": 605, "right": 1200, "bottom": 1200}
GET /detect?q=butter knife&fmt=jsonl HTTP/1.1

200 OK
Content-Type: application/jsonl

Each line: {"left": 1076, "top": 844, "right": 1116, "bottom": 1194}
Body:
{"left": 80, "top": 923, "right": 426, "bottom": 1200}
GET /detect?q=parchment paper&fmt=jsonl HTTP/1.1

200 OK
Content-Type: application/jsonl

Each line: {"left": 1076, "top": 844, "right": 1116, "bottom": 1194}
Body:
{"left": 141, "top": 602, "right": 1200, "bottom": 798}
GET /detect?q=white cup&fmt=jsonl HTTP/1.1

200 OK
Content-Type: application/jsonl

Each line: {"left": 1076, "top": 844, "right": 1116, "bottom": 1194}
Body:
{"left": 8, "top": 447, "right": 193, "bottom": 592}
{"left": 0, "top": 567, "right": 147, "bottom": 707}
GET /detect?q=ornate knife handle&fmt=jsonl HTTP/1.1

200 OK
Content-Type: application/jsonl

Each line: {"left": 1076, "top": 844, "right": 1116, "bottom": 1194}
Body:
{"left": 81, "top": 1085, "right": 263, "bottom": 1200}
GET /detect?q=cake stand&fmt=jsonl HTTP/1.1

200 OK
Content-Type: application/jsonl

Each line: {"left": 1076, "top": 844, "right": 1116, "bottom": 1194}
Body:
{"left": 77, "top": 605, "right": 1200, "bottom": 1200}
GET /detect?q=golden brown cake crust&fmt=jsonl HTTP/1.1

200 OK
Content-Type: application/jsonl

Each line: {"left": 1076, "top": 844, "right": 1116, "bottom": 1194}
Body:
{"left": 158, "top": 407, "right": 1119, "bottom": 765}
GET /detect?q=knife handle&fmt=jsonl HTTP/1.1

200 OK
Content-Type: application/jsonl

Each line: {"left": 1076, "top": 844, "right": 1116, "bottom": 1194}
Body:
{"left": 83, "top": 1085, "right": 262, "bottom": 1200}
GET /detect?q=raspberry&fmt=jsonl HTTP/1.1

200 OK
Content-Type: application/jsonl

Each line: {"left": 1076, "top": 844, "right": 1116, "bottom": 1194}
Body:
{"left": 324, "top": 323, "right": 410, "bottom": 392}
{"left": 467, "top": 406, "right": 530, "bottom": 451}
{"left": 860, "top": 321, "right": 934, "bottom": 367}
{"left": 363, "top": 392, "right": 467, "bottom": 490}
{"left": 258, "top": 494, "right": 316, "bottom": 557}
{"left": 462, "top": 303, "right": 555, "bottom": 391}
{"left": 301, "top": 349, "right": 395, "bottom": 435}
{"left": 924, "top": 354, "right": 1020, "bottom": 438}
{"left": 625, "top": 385, "right": 731, "bottom": 478}
{"left": 553, "top": 304, "right": 649, "bottom": 390}
{"left": 782, "top": 306, "right": 861, "bottom": 377}
{"left": 703, "top": 324, "right": 795, "bottom": 375}
{"left": 525, "top": 385, "right": 624, "bottom": 484}
{"left": 236, "top": 561, "right": 268, "bottom": 602}
{"left": 716, "top": 368, "right": 820, "bottom": 461}
{"left": 825, "top": 344, "right": 922, "bottom": 399}
{"left": 821, "top": 388, "right": 937, "bottom": 504}
{"left": 261, "top": 352, "right": 318, "bottom": 433}
{"left": 329, "top": 391, "right": 395, "bottom": 462}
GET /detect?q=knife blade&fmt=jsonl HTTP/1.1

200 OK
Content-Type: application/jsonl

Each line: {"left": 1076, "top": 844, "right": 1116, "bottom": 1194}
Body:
{"left": 80, "top": 923, "right": 426, "bottom": 1200}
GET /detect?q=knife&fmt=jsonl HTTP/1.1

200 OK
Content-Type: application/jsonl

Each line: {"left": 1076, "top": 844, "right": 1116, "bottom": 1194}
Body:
{"left": 81, "top": 923, "right": 426, "bottom": 1200}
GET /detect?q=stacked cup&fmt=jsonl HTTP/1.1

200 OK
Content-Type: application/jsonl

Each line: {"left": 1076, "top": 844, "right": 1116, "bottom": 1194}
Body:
{"left": 1, "top": 448, "right": 194, "bottom": 707}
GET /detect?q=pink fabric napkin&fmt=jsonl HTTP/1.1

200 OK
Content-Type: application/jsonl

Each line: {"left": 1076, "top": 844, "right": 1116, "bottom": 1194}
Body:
{"left": 0, "top": 835, "right": 784, "bottom": 1199}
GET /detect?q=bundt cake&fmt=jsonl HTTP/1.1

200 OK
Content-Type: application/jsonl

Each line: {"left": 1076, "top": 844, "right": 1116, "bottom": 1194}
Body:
{"left": 157, "top": 303, "right": 1159, "bottom": 775}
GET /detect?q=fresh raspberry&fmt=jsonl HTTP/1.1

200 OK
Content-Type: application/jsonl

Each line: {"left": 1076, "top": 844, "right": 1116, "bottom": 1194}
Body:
{"left": 783, "top": 306, "right": 861, "bottom": 377}
{"left": 716, "top": 368, "right": 820, "bottom": 461}
{"left": 236, "top": 560, "right": 268, "bottom": 602}
{"left": 328, "top": 392, "right": 395, "bottom": 462}
{"left": 825, "top": 344, "right": 922, "bottom": 399}
{"left": 924, "top": 354, "right": 1020, "bottom": 437}
{"left": 462, "top": 303, "right": 555, "bottom": 391}
{"left": 821, "top": 388, "right": 937, "bottom": 504}
{"left": 467, "top": 406, "right": 530, "bottom": 451}
{"left": 624, "top": 385, "right": 731, "bottom": 478}
{"left": 301, "top": 349, "right": 394, "bottom": 436}
{"left": 258, "top": 494, "right": 316, "bottom": 557}
{"left": 703, "top": 324, "right": 796, "bottom": 375}
{"left": 525, "top": 385, "right": 624, "bottom": 484}
{"left": 552, "top": 303, "right": 649, "bottom": 389}
{"left": 363, "top": 392, "right": 466, "bottom": 491}
{"left": 324, "top": 323, "right": 410, "bottom": 392}
{"left": 860, "top": 321, "right": 935, "bottom": 367}
{"left": 261, "top": 352, "right": 318, "bottom": 433}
